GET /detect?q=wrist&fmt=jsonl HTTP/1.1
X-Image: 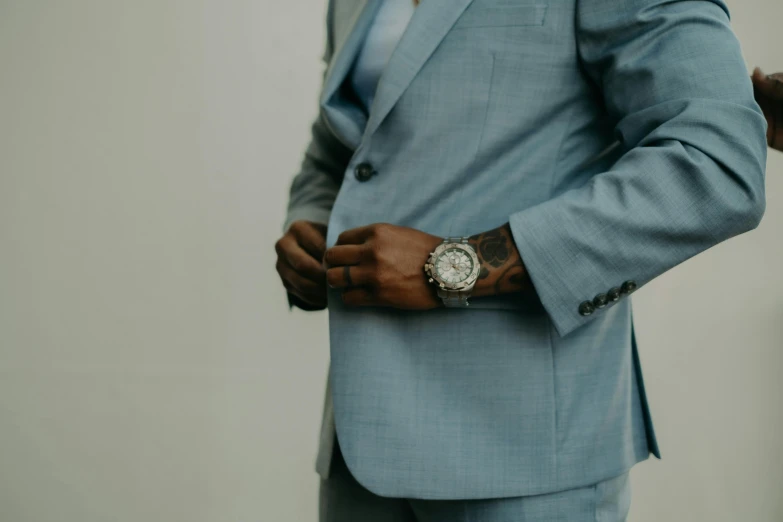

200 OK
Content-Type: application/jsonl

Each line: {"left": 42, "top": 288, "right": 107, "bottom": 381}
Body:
{"left": 467, "top": 224, "right": 531, "bottom": 298}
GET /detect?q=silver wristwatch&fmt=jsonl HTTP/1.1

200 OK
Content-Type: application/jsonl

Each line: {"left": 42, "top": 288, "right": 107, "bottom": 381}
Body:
{"left": 424, "top": 237, "right": 480, "bottom": 308}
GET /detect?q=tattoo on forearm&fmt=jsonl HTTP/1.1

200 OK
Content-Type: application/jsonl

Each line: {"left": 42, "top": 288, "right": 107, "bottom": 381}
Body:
{"left": 476, "top": 229, "right": 510, "bottom": 268}
{"left": 494, "top": 260, "right": 527, "bottom": 295}
{"left": 468, "top": 224, "right": 531, "bottom": 297}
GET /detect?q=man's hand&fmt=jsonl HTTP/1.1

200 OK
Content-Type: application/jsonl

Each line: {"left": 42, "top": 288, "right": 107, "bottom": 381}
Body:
{"left": 752, "top": 68, "right": 783, "bottom": 151}
{"left": 324, "top": 224, "right": 443, "bottom": 309}
{"left": 324, "top": 222, "right": 536, "bottom": 310}
{"left": 275, "top": 221, "right": 328, "bottom": 310}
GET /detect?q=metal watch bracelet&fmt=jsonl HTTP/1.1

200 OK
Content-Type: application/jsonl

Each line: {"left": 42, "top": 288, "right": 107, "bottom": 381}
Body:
{"left": 437, "top": 237, "right": 472, "bottom": 308}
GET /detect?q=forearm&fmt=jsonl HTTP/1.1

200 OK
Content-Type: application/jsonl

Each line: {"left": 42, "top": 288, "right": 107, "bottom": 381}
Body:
{"left": 467, "top": 224, "right": 533, "bottom": 298}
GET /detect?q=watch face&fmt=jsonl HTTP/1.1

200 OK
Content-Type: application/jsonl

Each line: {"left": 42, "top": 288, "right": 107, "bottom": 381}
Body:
{"left": 435, "top": 248, "right": 475, "bottom": 285}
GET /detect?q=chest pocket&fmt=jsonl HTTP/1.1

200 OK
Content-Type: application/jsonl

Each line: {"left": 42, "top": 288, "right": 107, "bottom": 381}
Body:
{"left": 453, "top": 4, "right": 548, "bottom": 28}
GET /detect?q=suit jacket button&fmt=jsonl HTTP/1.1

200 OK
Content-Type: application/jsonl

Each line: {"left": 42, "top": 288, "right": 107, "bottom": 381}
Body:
{"left": 607, "top": 287, "right": 621, "bottom": 302}
{"left": 593, "top": 293, "right": 609, "bottom": 309}
{"left": 578, "top": 301, "right": 595, "bottom": 316}
{"left": 354, "top": 163, "right": 375, "bottom": 182}
{"left": 620, "top": 280, "right": 638, "bottom": 295}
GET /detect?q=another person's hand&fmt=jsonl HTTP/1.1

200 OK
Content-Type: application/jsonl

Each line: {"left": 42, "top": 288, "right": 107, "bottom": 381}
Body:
{"left": 324, "top": 224, "right": 443, "bottom": 309}
{"left": 275, "top": 221, "right": 328, "bottom": 310}
{"left": 752, "top": 68, "right": 783, "bottom": 151}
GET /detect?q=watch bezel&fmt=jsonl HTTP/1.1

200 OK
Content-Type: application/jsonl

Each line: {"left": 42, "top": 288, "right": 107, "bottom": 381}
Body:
{"left": 425, "top": 242, "right": 480, "bottom": 291}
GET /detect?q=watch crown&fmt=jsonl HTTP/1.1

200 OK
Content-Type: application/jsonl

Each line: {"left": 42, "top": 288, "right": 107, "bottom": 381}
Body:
{"left": 428, "top": 278, "right": 434, "bottom": 283}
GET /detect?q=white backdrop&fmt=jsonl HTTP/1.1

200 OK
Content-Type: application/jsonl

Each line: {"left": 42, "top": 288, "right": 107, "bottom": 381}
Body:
{"left": 1, "top": 1, "right": 782, "bottom": 521}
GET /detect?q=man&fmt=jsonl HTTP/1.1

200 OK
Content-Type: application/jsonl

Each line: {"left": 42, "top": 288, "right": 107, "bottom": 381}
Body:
{"left": 754, "top": 68, "right": 783, "bottom": 151}
{"left": 276, "top": 1, "right": 767, "bottom": 520}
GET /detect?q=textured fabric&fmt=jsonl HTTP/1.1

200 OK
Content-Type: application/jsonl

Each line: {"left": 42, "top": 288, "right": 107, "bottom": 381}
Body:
{"left": 351, "top": 0, "right": 416, "bottom": 113}
{"left": 320, "top": 441, "right": 632, "bottom": 522}
{"left": 285, "top": 0, "right": 767, "bottom": 500}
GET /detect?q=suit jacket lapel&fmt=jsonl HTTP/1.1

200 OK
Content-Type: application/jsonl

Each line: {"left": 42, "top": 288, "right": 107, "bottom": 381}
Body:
{"left": 319, "top": 0, "right": 378, "bottom": 109}
{"left": 364, "top": 0, "right": 474, "bottom": 139}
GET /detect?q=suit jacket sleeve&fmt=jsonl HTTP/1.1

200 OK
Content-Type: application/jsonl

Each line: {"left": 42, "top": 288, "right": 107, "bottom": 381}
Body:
{"left": 508, "top": 0, "right": 767, "bottom": 337}
{"left": 283, "top": 1, "right": 352, "bottom": 233}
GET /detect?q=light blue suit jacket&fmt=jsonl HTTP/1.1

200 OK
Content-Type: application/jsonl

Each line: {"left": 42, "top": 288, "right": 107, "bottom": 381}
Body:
{"left": 284, "top": 0, "right": 767, "bottom": 500}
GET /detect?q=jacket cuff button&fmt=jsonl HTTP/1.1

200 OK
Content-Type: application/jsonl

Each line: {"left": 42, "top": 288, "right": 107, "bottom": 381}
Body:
{"left": 620, "top": 280, "right": 638, "bottom": 295}
{"left": 578, "top": 301, "right": 596, "bottom": 316}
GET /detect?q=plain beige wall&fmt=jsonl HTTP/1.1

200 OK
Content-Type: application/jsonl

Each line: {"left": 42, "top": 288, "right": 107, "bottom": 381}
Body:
{"left": 0, "top": 1, "right": 781, "bottom": 521}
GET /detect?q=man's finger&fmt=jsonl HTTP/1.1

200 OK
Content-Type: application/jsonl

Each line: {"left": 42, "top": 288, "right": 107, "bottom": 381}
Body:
{"left": 276, "top": 237, "right": 326, "bottom": 283}
{"left": 752, "top": 68, "right": 783, "bottom": 99}
{"left": 326, "top": 265, "right": 373, "bottom": 289}
{"left": 277, "top": 259, "right": 327, "bottom": 304}
{"left": 341, "top": 287, "right": 378, "bottom": 307}
{"left": 291, "top": 221, "right": 327, "bottom": 260}
{"left": 323, "top": 245, "right": 365, "bottom": 267}
{"left": 277, "top": 259, "right": 325, "bottom": 295}
{"left": 336, "top": 224, "right": 376, "bottom": 245}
